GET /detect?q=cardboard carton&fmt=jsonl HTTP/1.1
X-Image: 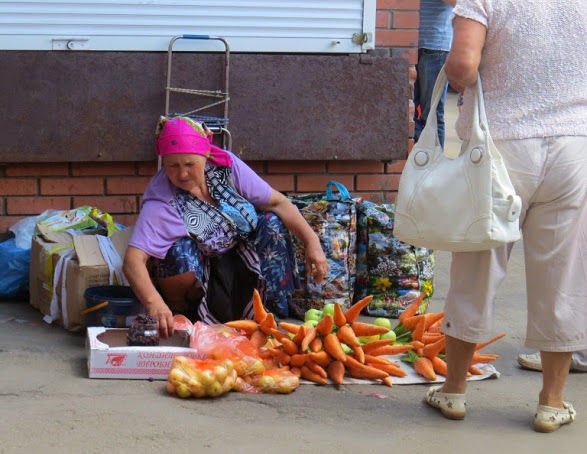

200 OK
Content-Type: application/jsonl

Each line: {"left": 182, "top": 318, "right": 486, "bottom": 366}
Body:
{"left": 29, "top": 227, "right": 133, "bottom": 332}
{"left": 86, "top": 327, "right": 199, "bottom": 379}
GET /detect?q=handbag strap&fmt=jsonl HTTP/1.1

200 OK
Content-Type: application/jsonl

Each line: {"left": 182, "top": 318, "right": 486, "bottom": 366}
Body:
{"left": 325, "top": 180, "right": 352, "bottom": 201}
{"left": 419, "top": 65, "right": 498, "bottom": 160}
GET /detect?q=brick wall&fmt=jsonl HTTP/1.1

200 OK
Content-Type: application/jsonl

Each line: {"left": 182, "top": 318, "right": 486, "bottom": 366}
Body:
{"left": 0, "top": 1, "right": 419, "bottom": 232}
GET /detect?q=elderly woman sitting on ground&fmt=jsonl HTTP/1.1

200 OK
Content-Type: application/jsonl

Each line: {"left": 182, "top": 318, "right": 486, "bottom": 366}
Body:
{"left": 123, "top": 117, "right": 327, "bottom": 337}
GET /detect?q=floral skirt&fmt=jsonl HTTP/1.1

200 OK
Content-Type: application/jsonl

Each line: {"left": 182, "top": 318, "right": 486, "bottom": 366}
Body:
{"left": 150, "top": 212, "right": 298, "bottom": 318}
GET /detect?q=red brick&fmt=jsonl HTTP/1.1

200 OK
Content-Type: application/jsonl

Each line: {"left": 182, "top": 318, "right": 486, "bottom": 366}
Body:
{"left": 409, "top": 66, "right": 417, "bottom": 83}
{"left": 138, "top": 161, "right": 158, "bottom": 176}
{"left": 71, "top": 162, "right": 136, "bottom": 176}
{"left": 408, "top": 139, "right": 415, "bottom": 153}
{"left": 115, "top": 214, "right": 139, "bottom": 228}
{"left": 409, "top": 100, "right": 415, "bottom": 118}
{"left": 356, "top": 174, "right": 400, "bottom": 191}
{"left": 106, "top": 177, "right": 151, "bottom": 195}
{"left": 408, "top": 120, "right": 415, "bottom": 136}
{"left": 328, "top": 161, "right": 384, "bottom": 173}
{"left": 296, "top": 175, "right": 354, "bottom": 192}
{"left": 377, "top": 0, "right": 419, "bottom": 9}
{"left": 41, "top": 178, "right": 103, "bottom": 195}
{"left": 0, "top": 216, "right": 25, "bottom": 233}
{"left": 386, "top": 160, "right": 407, "bottom": 173}
{"left": 5, "top": 163, "right": 69, "bottom": 177}
{"left": 393, "top": 11, "right": 419, "bottom": 29}
{"left": 6, "top": 197, "right": 70, "bottom": 215}
{"left": 387, "top": 191, "right": 398, "bottom": 203}
{"left": 0, "top": 179, "right": 37, "bottom": 196}
{"left": 261, "top": 175, "right": 294, "bottom": 192}
{"left": 353, "top": 192, "right": 388, "bottom": 204}
{"left": 267, "top": 161, "right": 326, "bottom": 174}
{"left": 376, "top": 11, "right": 391, "bottom": 28}
{"left": 243, "top": 161, "right": 265, "bottom": 174}
{"left": 73, "top": 196, "right": 137, "bottom": 214}
{"left": 376, "top": 30, "right": 418, "bottom": 47}
{"left": 392, "top": 47, "right": 419, "bottom": 65}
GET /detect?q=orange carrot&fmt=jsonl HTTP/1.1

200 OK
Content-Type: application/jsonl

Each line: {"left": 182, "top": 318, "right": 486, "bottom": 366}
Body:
{"left": 382, "top": 376, "right": 394, "bottom": 387}
{"left": 348, "top": 363, "right": 389, "bottom": 380}
{"left": 410, "top": 340, "right": 425, "bottom": 349}
{"left": 292, "top": 325, "right": 308, "bottom": 345}
{"left": 274, "top": 351, "right": 291, "bottom": 366}
{"left": 333, "top": 302, "right": 347, "bottom": 326}
{"left": 309, "top": 337, "right": 323, "bottom": 353}
{"left": 475, "top": 333, "right": 506, "bottom": 351}
{"left": 327, "top": 360, "right": 345, "bottom": 385}
{"left": 281, "top": 338, "right": 299, "bottom": 356}
{"left": 422, "top": 337, "right": 446, "bottom": 359}
{"left": 401, "top": 314, "right": 423, "bottom": 331}
{"left": 471, "top": 353, "right": 499, "bottom": 363}
{"left": 323, "top": 333, "right": 347, "bottom": 362}
{"left": 305, "top": 360, "right": 327, "bottom": 379}
{"left": 249, "top": 329, "right": 267, "bottom": 348}
{"left": 364, "top": 354, "right": 399, "bottom": 366}
{"left": 469, "top": 365, "right": 483, "bottom": 375}
{"left": 268, "top": 328, "right": 289, "bottom": 343}
{"left": 337, "top": 324, "right": 361, "bottom": 348}
{"left": 398, "top": 294, "right": 425, "bottom": 325}
{"left": 300, "top": 365, "right": 327, "bottom": 385}
{"left": 301, "top": 327, "right": 317, "bottom": 352}
{"left": 353, "top": 346, "right": 365, "bottom": 364}
{"left": 350, "top": 321, "right": 389, "bottom": 337}
{"left": 289, "top": 353, "right": 308, "bottom": 368}
{"left": 361, "top": 339, "right": 396, "bottom": 355}
{"left": 414, "top": 356, "right": 436, "bottom": 380}
{"left": 279, "top": 322, "right": 302, "bottom": 334}
{"left": 368, "top": 361, "right": 407, "bottom": 377}
{"left": 309, "top": 350, "right": 331, "bottom": 368}
{"left": 427, "top": 317, "right": 444, "bottom": 334}
{"left": 224, "top": 320, "right": 259, "bottom": 335}
{"left": 343, "top": 295, "right": 373, "bottom": 323}
{"left": 411, "top": 317, "right": 426, "bottom": 342}
{"left": 369, "top": 344, "right": 414, "bottom": 356}
{"left": 421, "top": 332, "right": 444, "bottom": 344}
{"left": 252, "top": 288, "right": 268, "bottom": 324}
{"left": 423, "top": 312, "right": 444, "bottom": 330}
{"left": 259, "top": 313, "right": 277, "bottom": 335}
{"left": 431, "top": 356, "right": 448, "bottom": 376}
{"left": 315, "top": 314, "right": 334, "bottom": 336}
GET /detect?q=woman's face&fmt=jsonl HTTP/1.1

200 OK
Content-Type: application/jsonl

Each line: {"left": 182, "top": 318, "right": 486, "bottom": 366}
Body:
{"left": 162, "top": 153, "right": 207, "bottom": 192}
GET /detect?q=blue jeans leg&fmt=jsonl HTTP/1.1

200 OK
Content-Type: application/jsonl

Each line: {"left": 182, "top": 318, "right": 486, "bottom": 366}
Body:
{"left": 414, "top": 48, "right": 449, "bottom": 147}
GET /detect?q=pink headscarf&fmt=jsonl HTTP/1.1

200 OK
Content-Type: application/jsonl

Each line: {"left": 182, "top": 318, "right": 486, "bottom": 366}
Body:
{"left": 155, "top": 117, "right": 232, "bottom": 167}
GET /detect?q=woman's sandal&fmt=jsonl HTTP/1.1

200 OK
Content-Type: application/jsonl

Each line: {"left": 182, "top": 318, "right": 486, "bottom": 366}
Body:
{"left": 533, "top": 401, "right": 576, "bottom": 433}
{"left": 425, "top": 385, "right": 467, "bottom": 420}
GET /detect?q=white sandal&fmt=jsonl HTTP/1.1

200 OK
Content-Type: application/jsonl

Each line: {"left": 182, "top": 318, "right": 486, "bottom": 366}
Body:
{"left": 533, "top": 401, "right": 576, "bottom": 433}
{"left": 425, "top": 385, "right": 466, "bottom": 420}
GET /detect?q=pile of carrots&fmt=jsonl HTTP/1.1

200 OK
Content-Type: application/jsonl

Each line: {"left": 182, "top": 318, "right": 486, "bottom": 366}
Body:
{"left": 225, "top": 290, "right": 504, "bottom": 386}
{"left": 394, "top": 296, "right": 505, "bottom": 381}
{"left": 226, "top": 291, "right": 416, "bottom": 387}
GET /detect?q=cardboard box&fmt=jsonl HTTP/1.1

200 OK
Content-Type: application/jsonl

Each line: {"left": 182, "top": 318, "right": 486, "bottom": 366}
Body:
{"left": 86, "top": 327, "right": 199, "bottom": 379}
{"left": 29, "top": 227, "right": 133, "bottom": 332}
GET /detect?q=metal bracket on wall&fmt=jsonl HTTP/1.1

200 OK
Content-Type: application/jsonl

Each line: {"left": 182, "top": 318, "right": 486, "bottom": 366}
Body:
{"left": 352, "top": 32, "right": 372, "bottom": 45}
{"left": 52, "top": 38, "right": 90, "bottom": 51}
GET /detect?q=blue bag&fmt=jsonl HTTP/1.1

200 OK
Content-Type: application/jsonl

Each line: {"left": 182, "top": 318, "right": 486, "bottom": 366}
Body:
{"left": 0, "top": 238, "right": 31, "bottom": 298}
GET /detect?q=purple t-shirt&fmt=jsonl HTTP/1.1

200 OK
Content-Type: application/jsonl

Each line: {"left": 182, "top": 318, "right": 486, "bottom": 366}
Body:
{"left": 129, "top": 151, "right": 272, "bottom": 259}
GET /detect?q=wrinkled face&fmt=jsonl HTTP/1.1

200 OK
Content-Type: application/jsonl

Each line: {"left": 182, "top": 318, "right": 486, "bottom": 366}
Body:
{"left": 162, "top": 153, "right": 207, "bottom": 192}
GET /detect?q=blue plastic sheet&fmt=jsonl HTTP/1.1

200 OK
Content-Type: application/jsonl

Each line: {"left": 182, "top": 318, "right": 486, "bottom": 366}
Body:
{"left": 0, "top": 238, "right": 31, "bottom": 298}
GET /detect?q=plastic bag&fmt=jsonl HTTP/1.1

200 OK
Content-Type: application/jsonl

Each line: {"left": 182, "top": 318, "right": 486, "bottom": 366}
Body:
{"left": 0, "top": 238, "right": 31, "bottom": 298}
{"left": 240, "top": 368, "right": 300, "bottom": 394}
{"left": 9, "top": 209, "right": 59, "bottom": 250}
{"left": 166, "top": 356, "right": 237, "bottom": 398}
{"left": 190, "top": 322, "right": 265, "bottom": 377}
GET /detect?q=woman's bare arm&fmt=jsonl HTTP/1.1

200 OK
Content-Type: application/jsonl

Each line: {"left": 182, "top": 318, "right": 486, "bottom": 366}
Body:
{"left": 445, "top": 16, "right": 487, "bottom": 91}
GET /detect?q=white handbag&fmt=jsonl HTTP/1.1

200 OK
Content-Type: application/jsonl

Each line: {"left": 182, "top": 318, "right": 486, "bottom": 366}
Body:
{"left": 393, "top": 67, "right": 522, "bottom": 252}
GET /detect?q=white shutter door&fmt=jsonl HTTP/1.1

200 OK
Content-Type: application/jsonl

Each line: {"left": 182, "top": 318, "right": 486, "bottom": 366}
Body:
{"left": 0, "top": 0, "right": 375, "bottom": 52}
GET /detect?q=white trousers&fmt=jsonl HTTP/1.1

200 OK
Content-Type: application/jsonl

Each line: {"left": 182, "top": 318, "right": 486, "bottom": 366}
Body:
{"left": 442, "top": 136, "right": 586, "bottom": 352}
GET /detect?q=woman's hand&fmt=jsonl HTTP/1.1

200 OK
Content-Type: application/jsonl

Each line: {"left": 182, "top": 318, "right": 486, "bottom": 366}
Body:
{"left": 147, "top": 300, "right": 175, "bottom": 339}
{"left": 305, "top": 237, "right": 329, "bottom": 283}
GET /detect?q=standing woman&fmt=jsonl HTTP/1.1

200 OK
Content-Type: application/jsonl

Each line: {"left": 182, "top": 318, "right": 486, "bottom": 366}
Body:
{"left": 424, "top": 0, "right": 586, "bottom": 432}
{"left": 124, "top": 117, "right": 328, "bottom": 338}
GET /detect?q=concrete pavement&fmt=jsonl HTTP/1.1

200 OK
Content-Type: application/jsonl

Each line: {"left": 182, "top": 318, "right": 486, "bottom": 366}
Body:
{"left": 0, "top": 93, "right": 584, "bottom": 453}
